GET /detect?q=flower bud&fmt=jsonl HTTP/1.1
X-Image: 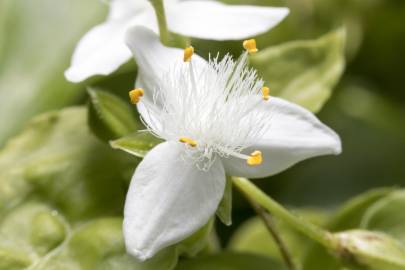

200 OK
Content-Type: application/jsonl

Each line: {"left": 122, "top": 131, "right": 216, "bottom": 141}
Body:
{"left": 334, "top": 230, "right": 405, "bottom": 270}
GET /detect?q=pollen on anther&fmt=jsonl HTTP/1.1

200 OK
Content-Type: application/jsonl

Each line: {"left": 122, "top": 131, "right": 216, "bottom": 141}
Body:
{"left": 243, "top": 39, "right": 258, "bottom": 54}
{"left": 262, "top": 86, "right": 270, "bottom": 101}
{"left": 247, "top": 150, "right": 262, "bottom": 166}
{"left": 129, "top": 88, "right": 144, "bottom": 104}
{"left": 183, "top": 46, "right": 194, "bottom": 62}
{"left": 179, "top": 137, "right": 197, "bottom": 147}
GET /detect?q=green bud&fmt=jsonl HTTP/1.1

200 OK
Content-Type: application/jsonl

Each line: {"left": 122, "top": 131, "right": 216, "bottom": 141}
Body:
{"left": 334, "top": 230, "right": 405, "bottom": 270}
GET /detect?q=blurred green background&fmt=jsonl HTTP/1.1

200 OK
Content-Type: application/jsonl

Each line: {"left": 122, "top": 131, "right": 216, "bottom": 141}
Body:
{"left": 1, "top": 0, "right": 405, "bottom": 248}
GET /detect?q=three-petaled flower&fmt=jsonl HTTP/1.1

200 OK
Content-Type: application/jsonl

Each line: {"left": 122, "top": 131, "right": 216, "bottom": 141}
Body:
{"left": 65, "top": 0, "right": 289, "bottom": 82}
{"left": 123, "top": 26, "right": 342, "bottom": 261}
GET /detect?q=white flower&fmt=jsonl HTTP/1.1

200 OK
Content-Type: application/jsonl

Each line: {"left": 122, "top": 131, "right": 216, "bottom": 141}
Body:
{"left": 65, "top": 0, "right": 289, "bottom": 83}
{"left": 123, "top": 26, "right": 341, "bottom": 261}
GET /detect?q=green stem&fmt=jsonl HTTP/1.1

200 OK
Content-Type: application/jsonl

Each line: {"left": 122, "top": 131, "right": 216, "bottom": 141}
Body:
{"left": 249, "top": 200, "right": 297, "bottom": 270}
{"left": 232, "top": 177, "right": 338, "bottom": 250}
{"left": 149, "top": 0, "right": 171, "bottom": 45}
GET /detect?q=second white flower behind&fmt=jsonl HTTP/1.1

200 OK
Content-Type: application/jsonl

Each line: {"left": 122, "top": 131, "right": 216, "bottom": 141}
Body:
{"left": 64, "top": 0, "right": 289, "bottom": 82}
{"left": 123, "top": 26, "right": 342, "bottom": 261}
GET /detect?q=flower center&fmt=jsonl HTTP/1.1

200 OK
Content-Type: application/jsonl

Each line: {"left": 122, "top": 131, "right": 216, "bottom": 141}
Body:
{"left": 135, "top": 40, "right": 272, "bottom": 170}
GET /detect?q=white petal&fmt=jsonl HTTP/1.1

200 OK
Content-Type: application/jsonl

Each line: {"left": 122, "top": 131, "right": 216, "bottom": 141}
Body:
{"left": 124, "top": 141, "right": 226, "bottom": 260}
{"left": 126, "top": 26, "right": 207, "bottom": 97}
{"left": 167, "top": 1, "right": 289, "bottom": 40}
{"left": 125, "top": 26, "right": 207, "bottom": 127}
{"left": 65, "top": 2, "right": 157, "bottom": 83}
{"left": 222, "top": 97, "right": 341, "bottom": 178}
{"left": 108, "top": 0, "right": 149, "bottom": 20}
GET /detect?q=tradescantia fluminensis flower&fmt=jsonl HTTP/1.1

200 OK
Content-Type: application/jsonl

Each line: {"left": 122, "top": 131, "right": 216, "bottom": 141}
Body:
{"left": 122, "top": 26, "right": 342, "bottom": 260}
{"left": 65, "top": 0, "right": 289, "bottom": 82}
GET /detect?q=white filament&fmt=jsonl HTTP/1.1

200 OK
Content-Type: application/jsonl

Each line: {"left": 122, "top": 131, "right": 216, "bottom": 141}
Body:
{"left": 142, "top": 52, "right": 271, "bottom": 170}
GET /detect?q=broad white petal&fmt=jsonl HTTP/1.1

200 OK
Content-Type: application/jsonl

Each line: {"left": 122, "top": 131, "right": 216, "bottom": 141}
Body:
{"left": 108, "top": 0, "right": 149, "bottom": 20}
{"left": 65, "top": 2, "right": 157, "bottom": 83}
{"left": 126, "top": 26, "right": 207, "bottom": 99}
{"left": 222, "top": 97, "right": 341, "bottom": 178}
{"left": 124, "top": 141, "right": 226, "bottom": 260}
{"left": 167, "top": 1, "right": 289, "bottom": 40}
{"left": 125, "top": 26, "right": 207, "bottom": 127}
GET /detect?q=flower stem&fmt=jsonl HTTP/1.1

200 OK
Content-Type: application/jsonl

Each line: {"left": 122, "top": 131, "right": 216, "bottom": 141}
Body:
{"left": 149, "top": 0, "right": 171, "bottom": 45}
{"left": 232, "top": 177, "right": 338, "bottom": 250}
{"left": 248, "top": 199, "right": 297, "bottom": 270}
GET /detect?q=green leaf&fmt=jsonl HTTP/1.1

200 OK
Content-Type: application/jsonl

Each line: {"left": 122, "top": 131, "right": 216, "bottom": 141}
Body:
{"left": 0, "top": 107, "right": 136, "bottom": 220}
{"left": 0, "top": 107, "right": 215, "bottom": 269}
{"left": 250, "top": 28, "right": 346, "bottom": 112}
{"left": 178, "top": 219, "right": 215, "bottom": 257}
{"left": 360, "top": 191, "right": 405, "bottom": 244}
{"left": 0, "top": 107, "right": 145, "bottom": 269}
{"left": 302, "top": 188, "right": 396, "bottom": 270}
{"left": 328, "top": 188, "right": 395, "bottom": 231}
{"left": 88, "top": 88, "right": 141, "bottom": 142}
{"left": 110, "top": 132, "right": 163, "bottom": 158}
{"left": 43, "top": 218, "right": 177, "bottom": 270}
{"left": 40, "top": 218, "right": 135, "bottom": 269}
{"left": 0, "top": 0, "right": 105, "bottom": 146}
{"left": 2, "top": 215, "right": 177, "bottom": 270}
{"left": 302, "top": 244, "right": 343, "bottom": 270}
{"left": 216, "top": 176, "right": 233, "bottom": 226}
{"left": 175, "top": 252, "right": 283, "bottom": 270}
{"left": 228, "top": 209, "right": 328, "bottom": 266}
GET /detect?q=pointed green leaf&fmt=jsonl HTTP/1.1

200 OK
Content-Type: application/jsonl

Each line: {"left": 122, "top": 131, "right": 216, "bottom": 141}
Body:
{"left": 329, "top": 188, "right": 395, "bottom": 231}
{"left": 175, "top": 252, "right": 283, "bottom": 270}
{"left": 88, "top": 88, "right": 141, "bottom": 142}
{"left": 110, "top": 132, "right": 163, "bottom": 158}
{"left": 361, "top": 191, "right": 405, "bottom": 244}
{"left": 250, "top": 28, "right": 346, "bottom": 112}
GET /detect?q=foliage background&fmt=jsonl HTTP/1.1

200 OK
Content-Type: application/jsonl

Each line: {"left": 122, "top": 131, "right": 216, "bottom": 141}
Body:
{"left": 0, "top": 0, "right": 404, "bottom": 269}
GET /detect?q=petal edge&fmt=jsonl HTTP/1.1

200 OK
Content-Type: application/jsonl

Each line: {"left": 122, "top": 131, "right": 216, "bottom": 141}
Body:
{"left": 167, "top": 2, "right": 289, "bottom": 40}
{"left": 222, "top": 96, "right": 341, "bottom": 179}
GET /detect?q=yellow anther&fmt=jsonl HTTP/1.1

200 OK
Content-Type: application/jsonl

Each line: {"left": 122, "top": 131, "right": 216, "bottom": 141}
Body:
{"left": 129, "top": 88, "right": 144, "bottom": 104}
{"left": 183, "top": 46, "right": 194, "bottom": 62}
{"left": 247, "top": 150, "right": 263, "bottom": 166}
{"left": 262, "top": 86, "right": 270, "bottom": 101}
{"left": 179, "top": 137, "right": 197, "bottom": 147}
{"left": 243, "top": 39, "right": 258, "bottom": 54}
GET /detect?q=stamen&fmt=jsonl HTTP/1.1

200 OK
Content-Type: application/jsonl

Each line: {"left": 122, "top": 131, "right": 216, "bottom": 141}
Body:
{"left": 129, "top": 88, "right": 144, "bottom": 104}
{"left": 218, "top": 147, "right": 264, "bottom": 167}
{"left": 183, "top": 46, "right": 194, "bottom": 62}
{"left": 243, "top": 39, "right": 258, "bottom": 54}
{"left": 262, "top": 86, "right": 270, "bottom": 101}
{"left": 247, "top": 150, "right": 263, "bottom": 166}
{"left": 179, "top": 137, "right": 198, "bottom": 147}
{"left": 142, "top": 44, "right": 269, "bottom": 171}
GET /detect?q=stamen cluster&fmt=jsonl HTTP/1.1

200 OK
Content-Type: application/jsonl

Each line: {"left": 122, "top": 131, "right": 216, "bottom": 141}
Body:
{"left": 139, "top": 44, "right": 271, "bottom": 170}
